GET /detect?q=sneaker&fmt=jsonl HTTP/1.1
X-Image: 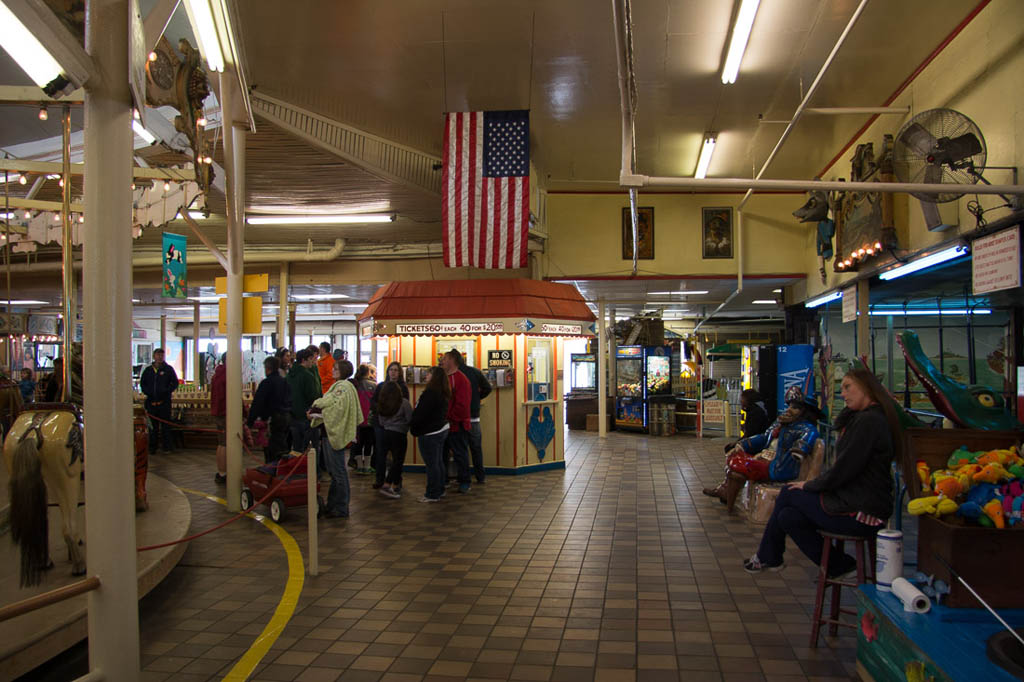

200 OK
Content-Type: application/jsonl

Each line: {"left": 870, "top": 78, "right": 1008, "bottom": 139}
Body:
{"left": 214, "top": 473, "right": 227, "bottom": 485}
{"left": 743, "top": 555, "right": 784, "bottom": 574}
{"left": 380, "top": 487, "right": 400, "bottom": 499}
{"left": 419, "top": 495, "right": 440, "bottom": 503}
{"left": 458, "top": 484, "right": 471, "bottom": 494}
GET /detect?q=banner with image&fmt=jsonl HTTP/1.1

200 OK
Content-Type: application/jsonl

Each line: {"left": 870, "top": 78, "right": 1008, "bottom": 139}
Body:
{"left": 162, "top": 232, "right": 187, "bottom": 298}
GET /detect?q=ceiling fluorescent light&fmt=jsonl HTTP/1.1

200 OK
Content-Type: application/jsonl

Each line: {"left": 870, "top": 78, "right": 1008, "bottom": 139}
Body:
{"left": 878, "top": 245, "right": 969, "bottom": 281}
{"left": 187, "top": 296, "right": 221, "bottom": 302}
{"left": 132, "top": 120, "right": 156, "bottom": 144}
{"left": 721, "top": 0, "right": 761, "bottom": 84}
{"left": 752, "top": 300, "right": 777, "bottom": 304}
{"left": 188, "top": 211, "right": 207, "bottom": 220}
{"left": 1, "top": 299, "right": 48, "bottom": 305}
{"left": 869, "top": 309, "right": 991, "bottom": 316}
{"left": 246, "top": 214, "right": 394, "bottom": 226}
{"left": 650, "top": 290, "right": 709, "bottom": 296}
{"left": 805, "top": 291, "right": 842, "bottom": 308}
{"left": 695, "top": 135, "right": 716, "bottom": 179}
{"left": 183, "top": 0, "right": 225, "bottom": 72}
{"left": 0, "top": 2, "right": 65, "bottom": 90}
{"left": 291, "top": 294, "right": 350, "bottom": 300}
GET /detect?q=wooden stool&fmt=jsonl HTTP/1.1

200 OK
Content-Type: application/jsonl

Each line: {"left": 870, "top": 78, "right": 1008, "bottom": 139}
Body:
{"left": 809, "top": 531, "right": 876, "bottom": 648}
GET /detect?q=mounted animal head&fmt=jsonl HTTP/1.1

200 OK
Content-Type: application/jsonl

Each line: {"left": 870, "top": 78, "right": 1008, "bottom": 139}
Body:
{"left": 793, "top": 189, "right": 829, "bottom": 223}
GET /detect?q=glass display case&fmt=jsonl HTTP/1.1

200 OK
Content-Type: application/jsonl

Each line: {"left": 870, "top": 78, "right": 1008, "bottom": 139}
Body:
{"left": 646, "top": 350, "right": 671, "bottom": 395}
{"left": 615, "top": 346, "right": 644, "bottom": 429}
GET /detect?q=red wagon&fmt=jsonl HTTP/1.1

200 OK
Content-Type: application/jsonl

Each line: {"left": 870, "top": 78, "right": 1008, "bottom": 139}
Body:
{"left": 241, "top": 455, "right": 323, "bottom": 522}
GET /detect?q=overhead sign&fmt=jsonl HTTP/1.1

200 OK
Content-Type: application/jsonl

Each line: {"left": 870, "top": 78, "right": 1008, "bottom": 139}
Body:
{"left": 215, "top": 273, "right": 270, "bottom": 294}
{"left": 396, "top": 322, "right": 504, "bottom": 334}
{"left": 218, "top": 297, "right": 264, "bottom": 335}
{"left": 703, "top": 399, "right": 727, "bottom": 424}
{"left": 973, "top": 227, "right": 1020, "bottom": 294}
{"left": 487, "top": 349, "right": 513, "bottom": 368}
{"left": 539, "top": 323, "right": 582, "bottom": 335}
{"left": 842, "top": 285, "right": 857, "bottom": 323}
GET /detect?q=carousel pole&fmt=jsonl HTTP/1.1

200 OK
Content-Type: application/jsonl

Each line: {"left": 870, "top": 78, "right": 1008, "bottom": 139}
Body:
{"left": 83, "top": 0, "right": 140, "bottom": 675}
{"left": 193, "top": 301, "right": 200, "bottom": 383}
{"left": 61, "top": 104, "right": 73, "bottom": 401}
{"left": 3, "top": 163, "right": 10, "bottom": 377}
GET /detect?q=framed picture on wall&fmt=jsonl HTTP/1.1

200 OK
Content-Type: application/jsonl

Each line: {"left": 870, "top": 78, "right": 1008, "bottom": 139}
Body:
{"left": 621, "top": 207, "right": 655, "bottom": 260}
{"left": 702, "top": 207, "right": 733, "bottom": 259}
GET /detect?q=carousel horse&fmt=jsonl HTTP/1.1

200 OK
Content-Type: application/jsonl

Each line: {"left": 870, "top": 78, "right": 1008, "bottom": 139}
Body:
{"left": 4, "top": 406, "right": 86, "bottom": 587}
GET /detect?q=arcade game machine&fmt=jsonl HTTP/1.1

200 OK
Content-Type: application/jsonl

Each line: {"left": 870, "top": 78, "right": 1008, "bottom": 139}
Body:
{"left": 569, "top": 353, "right": 597, "bottom": 394}
{"left": 615, "top": 346, "right": 645, "bottom": 430}
{"left": 645, "top": 345, "right": 674, "bottom": 435}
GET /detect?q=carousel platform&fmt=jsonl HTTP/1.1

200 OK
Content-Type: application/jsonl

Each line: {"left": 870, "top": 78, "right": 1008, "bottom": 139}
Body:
{"left": 0, "top": 474, "right": 191, "bottom": 681}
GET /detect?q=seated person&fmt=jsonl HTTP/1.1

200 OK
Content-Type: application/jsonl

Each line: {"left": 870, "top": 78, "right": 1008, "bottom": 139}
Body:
{"left": 743, "top": 368, "right": 902, "bottom": 577}
{"left": 703, "top": 386, "right": 821, "bottom": 513}
{"left": 723, "top": 389, "right": 772, "bottom": 452}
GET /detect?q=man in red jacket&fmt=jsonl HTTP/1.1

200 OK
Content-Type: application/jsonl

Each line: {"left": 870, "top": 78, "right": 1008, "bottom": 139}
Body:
{"left": 442, "top": 350, "right": 473, "bottom": 493}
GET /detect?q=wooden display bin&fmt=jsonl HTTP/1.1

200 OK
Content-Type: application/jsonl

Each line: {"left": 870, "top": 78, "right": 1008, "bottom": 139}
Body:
{"left": 586, "top": 413, "right": 613, "bottom": 432}
{"left": 906, "top": 427, "right": 1024, "bottom": 608}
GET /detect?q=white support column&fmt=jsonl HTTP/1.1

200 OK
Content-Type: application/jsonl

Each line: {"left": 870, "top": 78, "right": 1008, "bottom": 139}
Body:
{"left": 277, "top": 262, "right": 288, "bottom": 348}
{"left": 597, "top": 299, "right": 607, "bottom": 438}
{"left": 370, "top": 337, "right": 378, "bottom": 372}
{"left": 222, "top": 71, "right": 245, "bottom": 512}
{"left": 193, "top": 302, "right": 200, "bottom": 383}
{"left": 83, "top": 0, "right": 139, "bottom": 677}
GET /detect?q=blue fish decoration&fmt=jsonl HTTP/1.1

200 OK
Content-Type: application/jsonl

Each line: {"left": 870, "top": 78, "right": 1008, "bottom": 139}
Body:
{"left": 528, "top": 406, "right": 555, "bottom": 461}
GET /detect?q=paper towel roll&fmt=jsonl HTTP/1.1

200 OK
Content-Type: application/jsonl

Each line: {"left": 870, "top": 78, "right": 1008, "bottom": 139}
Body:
{"left": 892, "top": 577, "right": 931, "bottom": 613}
{"left": 875, "top": 529, "right": 903, "bottom": 593}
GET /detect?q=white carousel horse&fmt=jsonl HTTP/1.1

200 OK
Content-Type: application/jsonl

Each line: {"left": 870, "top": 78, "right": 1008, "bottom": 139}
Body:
{"left": 4, "top": 408, "right": 85, "bottom": 587}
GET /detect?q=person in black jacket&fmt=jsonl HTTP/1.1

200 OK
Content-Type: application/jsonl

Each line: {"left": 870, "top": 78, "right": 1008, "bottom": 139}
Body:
{"left": 248, "top": 356, "right": 292, "bottom": 463}
{"left": 723, "top": 389, "right": 771, "bottom": 453}
{"left": 409, "top": 366, "right": 451, "bottom": 502}
{"left": 450, "top": 350, "right": 492, "bottom": 484}
{"left": 140, "top": 348, "right": 179, "bottom": 453}
{"left": 744, "top": 368, "right": 904, "bottom": 577}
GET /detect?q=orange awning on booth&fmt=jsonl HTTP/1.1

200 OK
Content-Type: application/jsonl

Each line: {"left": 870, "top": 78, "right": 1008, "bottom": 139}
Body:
{"left": 358, "top": 278, "right": 596, "bottom": 337}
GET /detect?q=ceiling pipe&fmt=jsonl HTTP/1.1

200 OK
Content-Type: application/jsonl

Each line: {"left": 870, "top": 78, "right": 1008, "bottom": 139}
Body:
{"left": 620, "top": 176, "right": 1023, "bottom": 196}
{"left": 611, "top": 0, "right": 640, "bottom": 275}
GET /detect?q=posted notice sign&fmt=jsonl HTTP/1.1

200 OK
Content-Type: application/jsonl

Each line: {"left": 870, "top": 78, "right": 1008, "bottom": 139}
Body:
{"left": 973, "top": 227, "right": 1021, "bottom": 294}
{"left": 703, "top": 400, "right": 727, "bottom": 425}
{"left": 488, "top": 349, "right": 513, "bottom": 368}
{"left": 842, "top": 286, "right": 857, "bottom": 323}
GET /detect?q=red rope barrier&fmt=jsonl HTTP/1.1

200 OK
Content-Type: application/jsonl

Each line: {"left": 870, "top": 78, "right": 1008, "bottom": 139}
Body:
{"left": 136, "top": 451, "right": 311, "bottom": 552}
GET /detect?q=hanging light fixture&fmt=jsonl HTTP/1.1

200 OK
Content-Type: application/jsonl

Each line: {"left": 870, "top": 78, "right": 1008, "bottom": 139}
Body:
{"left": 695, "top": 134, "right": 717, "bottom": 179}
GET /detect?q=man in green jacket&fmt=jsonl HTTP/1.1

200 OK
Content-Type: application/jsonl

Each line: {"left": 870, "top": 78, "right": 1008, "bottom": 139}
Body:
{"left": 287, "top": 348, "right": 322, "bottom": 456}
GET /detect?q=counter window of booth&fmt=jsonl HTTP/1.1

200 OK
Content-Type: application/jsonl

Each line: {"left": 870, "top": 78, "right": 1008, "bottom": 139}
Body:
{"left": 526, "top": 337, "right": 553, "bottom": 401}
{"left": 437, "top": 337, "right": 476, "bottom": 367}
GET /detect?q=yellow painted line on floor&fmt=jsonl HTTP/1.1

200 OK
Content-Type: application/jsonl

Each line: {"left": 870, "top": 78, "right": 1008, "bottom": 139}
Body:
{"left": 179, "top": 488, "right": 305, "bottom": 682}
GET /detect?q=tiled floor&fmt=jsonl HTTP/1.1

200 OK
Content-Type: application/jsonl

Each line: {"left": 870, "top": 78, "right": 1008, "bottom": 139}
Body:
{"left": 31, "top": 430, "right": 870, "bottom": 681}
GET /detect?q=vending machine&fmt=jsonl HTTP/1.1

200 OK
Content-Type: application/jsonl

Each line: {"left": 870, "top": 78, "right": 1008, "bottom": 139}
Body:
{"left": 755, "top": 344, "right": 816, "bottom": 416}
{"left": 615, "top": 346, "right": 645, "bottom": 430}
{"left": 615, "top": 345, "right": 672, "bottom": 431}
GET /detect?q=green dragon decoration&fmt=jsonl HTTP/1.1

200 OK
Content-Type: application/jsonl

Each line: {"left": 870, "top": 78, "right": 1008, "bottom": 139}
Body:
{"left": 897, "top": 330, "right": 1022, "bottom": 431}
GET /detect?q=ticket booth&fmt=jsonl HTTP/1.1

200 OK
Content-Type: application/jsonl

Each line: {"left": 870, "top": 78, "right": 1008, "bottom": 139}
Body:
{"left": 358, "top": 278, "right": 596, "bottom": 474}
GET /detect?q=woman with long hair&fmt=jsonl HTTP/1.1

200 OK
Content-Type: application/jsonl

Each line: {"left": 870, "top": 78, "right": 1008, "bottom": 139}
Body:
{"left": 744, "top": 367, "right": 905, "bottom": 577}
{"left": 349, "top": 363, "right": 376, "bottom": 473}
{"left": 409, "top": 366, "right": 451, "bottom": 502}
{"left": 371, "top": 361, "right": 409, "bottom": 489}
{"left": 375, "top": 381, "right": 412, "bottom": 498}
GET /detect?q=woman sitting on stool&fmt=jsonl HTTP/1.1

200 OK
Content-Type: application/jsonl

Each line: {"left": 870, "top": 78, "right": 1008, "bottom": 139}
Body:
{"left": 703, "top": 386, "right": 821, "bottom": 513}
{"left": 743, "top": 367, "right": 903, "bottom": 576}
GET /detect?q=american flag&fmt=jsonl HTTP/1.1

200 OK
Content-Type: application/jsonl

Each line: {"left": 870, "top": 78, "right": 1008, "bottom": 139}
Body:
{"left": 442, "top": 110, "right": 530, "bottom": 269}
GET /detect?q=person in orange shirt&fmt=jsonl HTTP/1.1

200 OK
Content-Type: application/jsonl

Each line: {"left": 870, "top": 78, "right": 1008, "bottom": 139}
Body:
{"left": 318, "top": 341, "right": 336, "bottom": 391}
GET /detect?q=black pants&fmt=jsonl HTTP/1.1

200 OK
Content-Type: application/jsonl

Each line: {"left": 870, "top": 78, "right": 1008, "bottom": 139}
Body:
{"left": 146, "top": 400, "right": 173, "bottom": 452}
{"left": 376, "top": 429, "right": 408, "bottom": 487}
{"left": 351, "top": 424, "right": 375, "bottom": 466}
{"left": 264, "top": 411, "right": 290, "bottom": 464}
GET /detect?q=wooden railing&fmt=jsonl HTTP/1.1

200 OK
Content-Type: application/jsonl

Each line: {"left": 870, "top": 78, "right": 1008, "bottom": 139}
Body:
{"left": 0, "top": 576, "right": 100, "bottom": 623}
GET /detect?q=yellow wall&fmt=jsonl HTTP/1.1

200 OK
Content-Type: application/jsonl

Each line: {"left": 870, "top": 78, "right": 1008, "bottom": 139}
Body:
{"left": 389, "top": 333, "right": 565, "bottom": 472}
{"left": 799, "top": 0, "right": 1024, "bottom": 301}
{"left": 541, "top": 193, "right": 811, "bottom": 279}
